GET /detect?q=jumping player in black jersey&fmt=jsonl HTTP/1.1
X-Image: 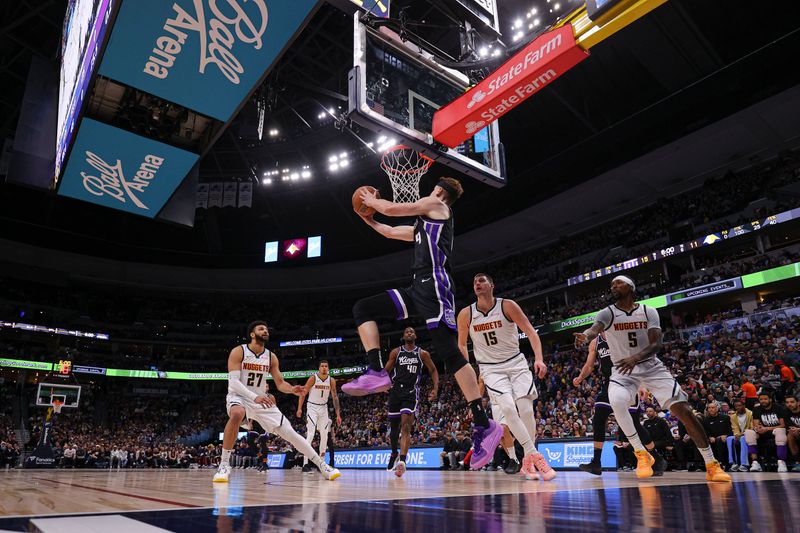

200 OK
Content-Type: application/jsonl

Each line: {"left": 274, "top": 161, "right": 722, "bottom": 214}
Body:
{"left": 573, "top": 332, "right": 665, "bottom": 476}
{"left": 384, "top": 327, "right": 439, "bottom": 477}
{"left": 342, "top": 177, "right": 504, "bottom": 469}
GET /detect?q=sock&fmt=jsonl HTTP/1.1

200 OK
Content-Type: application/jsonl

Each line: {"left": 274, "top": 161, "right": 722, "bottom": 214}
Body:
{"left": 697, "top": 446, "right": 716, "bottom": 465}
{"left": 777, "top": 445, "right": 788, "bottom": 461}
{"left": 505, "top": 447, "right": 518, "bottom": 462}
{"left": 469, "top": 399, "right": 490, "bottom": 428}
{"left": 399, "top": 454, "right": 407, "bottom": 463}
{"left": 327, "top": 434, "right": 335, "bottom": 466}
{"left": 221, "top": 448, "right": 232, "bottom": 465}
{"left": 626, "top": 433, "right": 646, "bottom": 452}
{"left": 367, "top": 348, "right": 383, "bottom": 371}
{"left": 593, "top": 447, "right": 602, "bottom": 464}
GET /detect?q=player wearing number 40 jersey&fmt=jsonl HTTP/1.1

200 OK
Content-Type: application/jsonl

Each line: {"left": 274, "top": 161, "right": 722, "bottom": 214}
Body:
{"left": 213, "top": 321, "right": 340, "bottom": 483}
{"left": 457, "top": 273, "right": 556, "bottom": 481}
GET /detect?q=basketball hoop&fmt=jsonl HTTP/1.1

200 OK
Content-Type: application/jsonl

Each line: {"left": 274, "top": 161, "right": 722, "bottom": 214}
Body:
{"left": 380, "top": 145, "right": 433, "bottom": 203}
{"left": 51, "top": 399, "right": 64, "bottom": 415}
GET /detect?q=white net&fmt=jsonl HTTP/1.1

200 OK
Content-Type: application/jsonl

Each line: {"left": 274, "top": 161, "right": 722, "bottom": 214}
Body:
{"left": 380, "top": 145, "right": 434, "bottom": 203}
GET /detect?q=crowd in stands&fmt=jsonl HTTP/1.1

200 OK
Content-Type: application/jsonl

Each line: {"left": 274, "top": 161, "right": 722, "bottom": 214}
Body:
{"left": 3, "top": 294, "right": 795, "bottom": 473}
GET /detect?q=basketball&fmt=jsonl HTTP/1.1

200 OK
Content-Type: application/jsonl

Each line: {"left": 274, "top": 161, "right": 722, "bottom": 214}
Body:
{"left": 352, "top": 186, "right": 379, "bottom": 217}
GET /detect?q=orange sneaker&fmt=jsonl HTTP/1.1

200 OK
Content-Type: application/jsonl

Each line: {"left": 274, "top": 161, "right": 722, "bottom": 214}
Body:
{"left": 634, "top": 450, "right": 654, "bottom": 478}
{"left": 531, "top": 452, "right": 557, "bottom": 481}
{"left": 705, "top": 461, "right": 732, "bottom": 483}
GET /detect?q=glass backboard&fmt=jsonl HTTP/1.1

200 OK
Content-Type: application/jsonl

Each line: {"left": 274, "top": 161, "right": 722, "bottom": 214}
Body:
{"left": 349, "top": 16, "right": 506, "bottom": 187}
{"left": 36, "top": 382, "right": 82, "bottom": 408}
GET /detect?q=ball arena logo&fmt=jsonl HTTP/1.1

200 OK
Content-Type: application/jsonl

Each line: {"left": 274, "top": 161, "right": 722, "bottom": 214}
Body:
{"left": 80, "top": 151, "right": 166, "bottom": 211}
{"left": 143, "top": 0, "right": 269, "bottom": 84}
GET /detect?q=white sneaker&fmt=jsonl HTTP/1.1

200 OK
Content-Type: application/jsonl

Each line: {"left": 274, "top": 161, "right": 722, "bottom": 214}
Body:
{"left": 213, "top": 463, "right": 231, "bottom": 483}
{"left": 319, "top": 463, "right": 341, "bottom": 481}
{"left": 777, "top": 460, "right": 788, "bottom": 473}
{"left": 394, "top": 460, "right": 406, "bottom": 478}
{"left": 749, "top": 461, "right": 762, "bottom": 472}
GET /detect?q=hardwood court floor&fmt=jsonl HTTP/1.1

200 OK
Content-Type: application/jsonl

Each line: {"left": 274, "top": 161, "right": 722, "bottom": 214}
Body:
{"left": 0, "top": 469, "right": 797, "bottom": 532}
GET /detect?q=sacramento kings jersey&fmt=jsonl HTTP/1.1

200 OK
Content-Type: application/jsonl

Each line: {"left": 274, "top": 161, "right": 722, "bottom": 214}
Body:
{"left": 235, "top": 344, "right": 271, "bottom": 398}
{"left": 391, "top": 346, "right": 423, "bottom": 391}
{"left": 468, "top": 298, "right": 521, "bottom": 364}
{"left": 596, "top": 333, "right": 612, "bottom": 377}
{"left": 309, "top": 373, "right": 331, "bottom": 405}
{"left": 594, "top": 304, "right": 660, "bottom": 365}
{"left": 412, "top": 213, "right": 454, "bottom": 276}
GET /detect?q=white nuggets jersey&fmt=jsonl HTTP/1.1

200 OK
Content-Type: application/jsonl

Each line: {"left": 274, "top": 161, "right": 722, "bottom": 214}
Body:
{"left": 234, "top": 344, "right": 271, "bottom": 398}
{"left": 309, "top": 373, "right": 331, "bottom": 406}
{"left": 468, "top": 298, "right": 521, "bottom": 364}
{"left": 595, "top": 304, "right": 660, "bottom": 365}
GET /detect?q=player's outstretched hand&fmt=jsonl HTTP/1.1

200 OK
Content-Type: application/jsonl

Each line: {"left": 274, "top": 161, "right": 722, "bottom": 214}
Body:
{"left": 291, "top": 385, "right": 305, "bottom": 396}
{"left": 533, "top": 360, "right": 547, "bottom": 379}
{"left": 573, "top": 332, "right": 588, "bottom": 348}
{"left": 359, "top": 187, "right": 378, "bottom": 207}
{"left": 572, "top": 376, "right": 582, "bottom": 387}
{"left": 296, "top": 410, "right": 302, "bottom": 419}
{"left": 428, "top": 388, "right": 438, "bottom": 402}
{"left": 336, "top": 414, "right": 342, "bottom": 425}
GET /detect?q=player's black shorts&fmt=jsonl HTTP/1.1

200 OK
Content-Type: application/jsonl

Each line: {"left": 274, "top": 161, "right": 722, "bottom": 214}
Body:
{"left": 387, "top": 274, "right": 456, "bottom": 330}
{"left": 388, "top": 388, "right": 419, "bottom": 417}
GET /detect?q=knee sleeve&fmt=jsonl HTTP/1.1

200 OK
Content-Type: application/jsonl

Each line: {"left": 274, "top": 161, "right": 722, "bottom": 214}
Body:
{"left": 353, "top": 292, "right": 398, "bottom": 327}
{"left": 774, "top": 428, "right": 787, "bottom": 446}
{"left": 429, "top": 327, "right": 467, "bottom": 372}
{"left": 744, "top": 429, "right": 757, "bottom": 446}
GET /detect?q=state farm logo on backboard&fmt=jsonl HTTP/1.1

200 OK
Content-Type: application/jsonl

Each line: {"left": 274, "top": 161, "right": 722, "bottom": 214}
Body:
{"left": 433, "top": 24, "right": 589, "bottom": 148}
{"left": 143, "top": 0, "right": 269, "bottom": 84}
{"left": 80, "top": 150, "right": 166, "bottom": 212}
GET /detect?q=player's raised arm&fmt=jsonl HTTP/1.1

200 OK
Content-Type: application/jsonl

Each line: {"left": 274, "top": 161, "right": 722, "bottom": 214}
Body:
{"left": 356, "top": 212, "right": 414, "bottom": 242}
{"left": 503, "top": 299, "right": 546, "bottom": 378}
{"left": 574, "top": 338, "right": 598, "bottom": 387}
{"left": 330, "top": 377, "right": 342, "bottom": 425}
{"left": 420, "top": 349, "right": 439, "bottom": 400}
{"left": 574, "top": 307, "right": 613, "bottom": 348}
{"left": 269, "top": 353, "right": 305, "bottom": 396}
{"left": 383, "top": 347, "right": 400, "bottom": 374}
{"left": 361, "top": 189, "right": 448, "bottom": 219}
{"left": 456, "top": 307, "right": 471, "bottom": 360}
{"left": 297, "top": 375, "right": 315, "bottom": 418}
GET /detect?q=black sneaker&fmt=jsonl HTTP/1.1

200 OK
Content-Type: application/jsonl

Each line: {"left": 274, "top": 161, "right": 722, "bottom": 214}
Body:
{"left": 651, "top": 452, "right": 667, "bottom": 477}
{"left": 302, "top": 463, "right": 314, "bottom": 474}
{"left": 579, "top": 461, "right": 603, "bottom": 476}
{"left": 504, "top": 460, "right": 521, "bottom": 475}
{"left": 387, "top": 453, "right": 398, "bottom": 472}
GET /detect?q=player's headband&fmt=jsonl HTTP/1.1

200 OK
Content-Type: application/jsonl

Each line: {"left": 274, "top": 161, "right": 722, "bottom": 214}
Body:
{"left": 436, "top": 180, "right": 459, "bottom": 199}
{"left": 612, "top": 275, "right": 636, "bottom": 291}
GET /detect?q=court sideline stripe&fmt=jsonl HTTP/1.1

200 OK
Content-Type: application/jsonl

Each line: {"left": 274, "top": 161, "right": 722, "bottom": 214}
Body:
{"left": 32, "top": 477, "right": 201, "bottom": 508}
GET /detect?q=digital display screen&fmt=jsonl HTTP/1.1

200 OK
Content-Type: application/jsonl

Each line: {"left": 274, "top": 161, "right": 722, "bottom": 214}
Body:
{"left": 567, "top": 208, "right": 799, "bottom": 286}
{"left": 308, "top": 236, "right": 322, "bottom": 258}
{"left": 56, "top": 0, "right": 114, "bottom": 182}
{"left": 264, "top": 241, "right": 279, "bottom": 263}
{"left": 282, "top": 238, "right": 307, "bottom": 259}
{"left": 265, "top": 236, "right": 322, "bottom": 263}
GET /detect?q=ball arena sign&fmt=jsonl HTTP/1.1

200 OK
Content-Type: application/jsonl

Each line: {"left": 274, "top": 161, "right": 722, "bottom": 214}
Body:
{"left": 433, "top": 25, "right": 588, "bottom": 148}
